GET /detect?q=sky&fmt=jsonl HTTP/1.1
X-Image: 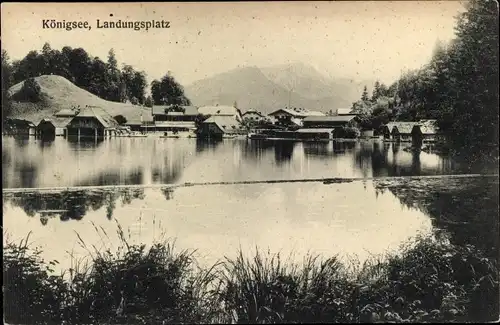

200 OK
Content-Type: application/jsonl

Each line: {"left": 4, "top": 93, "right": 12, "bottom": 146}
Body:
{"left": 1, "top": 1, "right": 466, "bottom": 86}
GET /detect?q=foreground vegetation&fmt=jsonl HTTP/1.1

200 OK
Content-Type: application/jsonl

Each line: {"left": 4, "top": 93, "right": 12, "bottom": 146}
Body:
{"left": 3, "top": 225, "right": 498, "bottom": 324}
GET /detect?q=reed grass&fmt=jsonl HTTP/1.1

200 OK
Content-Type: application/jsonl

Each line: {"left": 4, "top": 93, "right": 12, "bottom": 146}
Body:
{"left": 3, "top": 221, "right": 499, "bottom": 324}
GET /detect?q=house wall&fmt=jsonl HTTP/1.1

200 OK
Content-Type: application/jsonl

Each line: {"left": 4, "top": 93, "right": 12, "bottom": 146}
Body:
{"left": 243, "top": 113, "right": 265, "bottom": 121}
{"left": 68, "top": 117, "right": 105, "bottom": 130}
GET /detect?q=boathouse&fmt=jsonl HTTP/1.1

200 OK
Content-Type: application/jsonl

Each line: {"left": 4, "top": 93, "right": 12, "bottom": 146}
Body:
{"left": 66, "top": 106, "right": 118, "bottom": 138}
{"left": 198, "top": 115, "right": 241, "bottom": 138}
{"left": 3, "top": 118, "right": 36, "bottom": 136}
{"left": 36, "top": 118, "right": 71, "bottom": 138}
{"left": 302, "top": 115, "right": 359, "bottom": 129}
{"left": 411, "top": 120, "right": 444, "bottom": 145}
{"left": 390, "top": 122, "right": 419, "bottom": 142}
{"left": 381, "top": 122, "right": 397, "bottom": 140}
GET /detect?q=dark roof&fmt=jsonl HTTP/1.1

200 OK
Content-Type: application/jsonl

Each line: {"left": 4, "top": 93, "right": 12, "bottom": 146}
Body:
{"left": 152, "top": 105, "right": 199, "bottom": 116}
{"left": 268, "top": 108, "right": 325, "bottom": 118}
{"left": 303, "top": 115, "right": 357, "bottom": 123}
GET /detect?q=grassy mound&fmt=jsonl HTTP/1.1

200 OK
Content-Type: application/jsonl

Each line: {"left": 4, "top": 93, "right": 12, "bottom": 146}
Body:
{"left": 3, "top": 225, "right": 498, "bottom": 324}
{"left": 7, "top": 75, "right": 152, "bottom": 124}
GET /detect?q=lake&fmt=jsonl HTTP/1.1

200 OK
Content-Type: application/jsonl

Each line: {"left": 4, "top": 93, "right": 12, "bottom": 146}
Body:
{"left": 2, "top": 136, "right": 497, "bottom": 273}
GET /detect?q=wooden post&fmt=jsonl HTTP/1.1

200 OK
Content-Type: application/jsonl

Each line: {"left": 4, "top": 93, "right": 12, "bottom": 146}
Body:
{"left": 77, "top": 128, "right": 80, "bottom": 141}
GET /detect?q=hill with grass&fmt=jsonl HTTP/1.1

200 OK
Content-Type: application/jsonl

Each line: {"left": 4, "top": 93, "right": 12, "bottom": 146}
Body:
{"left": 6, "top": 75, "right": 152, "bottom": 124}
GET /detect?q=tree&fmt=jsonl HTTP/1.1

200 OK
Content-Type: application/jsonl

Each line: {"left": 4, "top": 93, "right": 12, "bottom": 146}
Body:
{"left": 361, "top": 85, "right": 369, "bottom": 101}
{"left": 122, "top": 64, "right": 147, "bottom": 104}
{"left": 144, "top": 95, "right": 154, "bottom": 108}
{"left": 371, "top": 81, "right": 381, "bottom": 101}
{"left": 16, "top": 78, "right": 42, "bottom": 102}
{"left": 444, "top": 0, "right": 499, "bottom": 160}
{"left": 150, "top": 73, "right": 191, "bottom": 106}
{"left": 1, "top": 50, "right": 14, "bottom": 117}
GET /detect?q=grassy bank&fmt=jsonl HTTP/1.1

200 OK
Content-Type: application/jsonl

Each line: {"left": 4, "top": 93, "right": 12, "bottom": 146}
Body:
{"left": 3, "top": 226, "right": 498, "bottom": 324}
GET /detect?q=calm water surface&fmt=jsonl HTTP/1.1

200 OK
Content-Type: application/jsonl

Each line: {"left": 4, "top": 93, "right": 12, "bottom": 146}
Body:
{"left": 2, "top": 137, "right": 464, "bottom": 188}
{"left": 3, "top": 137, "right": 494, "bottom": 272}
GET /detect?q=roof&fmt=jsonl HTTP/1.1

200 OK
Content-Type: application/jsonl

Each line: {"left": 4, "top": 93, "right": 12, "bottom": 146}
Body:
{"left": 37, "top": 117, "right": 72, "bottom": 128}
{"left": 5, "top": 118, "right": 36, "bottom": 127}
{"left": 296, "top": 128, "right": 335, "bottom": 133}
{"left": 74, "top": 106, "right": 119, "bottom": 128}
{"left": 152, "top": 105, "right": 199, "bottom": 116}
{"left": 203, "top": 115, "right": 241, "bottom": 132}
{"left": 414, "top": 120, "right": 440, "bottom": 135}
{"left": 336, "top": 108, "right": 354, "bottom": 115}
{"left": 198, "top": 105, "right": 240, "bottom": 116}
{"left": 390, "top": 122, "right": 419, "bottom": 134}
{"left": 303, "top": 115, "right": 357, "bottom": 123}
{"left": 268, "top": 108, "right": 326, "bottom": 118}
{"left": 242, "top": 110, "right": 265, "bottom": 117}
{"left": 54, "top": 109, "right": 77, "bottom": 117}
{"left": 154, "top": 121, "right": 196, "bottom": 129}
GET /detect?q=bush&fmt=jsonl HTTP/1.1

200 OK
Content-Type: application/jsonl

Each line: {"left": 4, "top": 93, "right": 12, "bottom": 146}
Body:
{"left": 3, "top": 227, "right": 498, "bottom": 324}
{"left": 335, "top": 126, "right": 361, "bottom": 139}
{"left": 16, "top": 78, "right": 42, "bottom": 102}
{"left": 114, "top": 115, "right": 127, "bottom": 125}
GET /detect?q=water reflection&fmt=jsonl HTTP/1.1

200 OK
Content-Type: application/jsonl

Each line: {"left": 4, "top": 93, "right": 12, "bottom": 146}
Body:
{"left": 3, "top": 187, "right": 146, "bottom": 223}
{"left": 3, "top": 181, "right": 434, "bottom": 272}
{"left": 1, "top": 137, "right": 473, "bottom": 189}
{"left": 374, "top": 176, "right": 499, "bottom": 259}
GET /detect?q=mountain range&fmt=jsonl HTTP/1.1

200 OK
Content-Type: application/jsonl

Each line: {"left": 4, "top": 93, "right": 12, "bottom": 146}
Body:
{"left": 184, "top": 62, "right": 374, "bottom": 114}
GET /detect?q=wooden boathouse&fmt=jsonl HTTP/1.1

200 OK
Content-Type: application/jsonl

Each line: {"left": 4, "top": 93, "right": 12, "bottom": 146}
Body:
{"left": 66, "top": 106, "right": 118, "bottom": 139}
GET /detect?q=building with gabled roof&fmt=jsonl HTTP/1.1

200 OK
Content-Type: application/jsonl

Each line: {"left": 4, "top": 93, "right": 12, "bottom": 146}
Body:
{"left": 198, "top": 115, "right": 242, "bottom": 138}
{"left": 66, "top": 106, "right": 119, "bottom": 138}
{"left": 36, "top": 117, "right": 72, "bottom": 137}
{"left": 411, "top": 119, "right": 445, "bottom": 145}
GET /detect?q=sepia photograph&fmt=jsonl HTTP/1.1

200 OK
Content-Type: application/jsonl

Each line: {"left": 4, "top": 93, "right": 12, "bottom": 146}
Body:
{"left": 1, "top": 1, "right": 499, "bottom": 323}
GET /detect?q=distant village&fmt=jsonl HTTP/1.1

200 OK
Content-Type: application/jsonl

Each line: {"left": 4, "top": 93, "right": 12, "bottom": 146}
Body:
{"left": 3, "top": 103, "right": 443, "bottom": 146}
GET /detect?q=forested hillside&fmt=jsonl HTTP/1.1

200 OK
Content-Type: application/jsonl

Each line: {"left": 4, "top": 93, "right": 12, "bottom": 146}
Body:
{"left": 350, "top": 0, "right": 498, "bottom": 162}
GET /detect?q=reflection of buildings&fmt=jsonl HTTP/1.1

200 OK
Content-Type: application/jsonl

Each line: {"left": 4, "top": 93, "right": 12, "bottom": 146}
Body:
{"left": 354, "top": 142, "right": 452, "bottom": 177}
{"left": 274, "top": 141, "right": 295, "bottom": 164}
{"left": 195, "top": 137, "right": 222, "bottom": 154}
